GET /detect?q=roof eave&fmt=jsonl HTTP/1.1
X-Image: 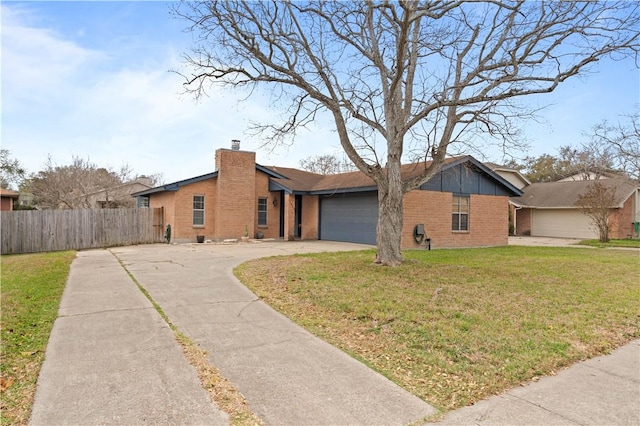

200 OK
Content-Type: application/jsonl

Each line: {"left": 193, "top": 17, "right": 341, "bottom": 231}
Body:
{"left": 256, "top": 164, "right": 290, "bottom": 180}
{"left": 132, "top": 172, "right": 218, "bottom": 197}
{"left": 310, "top": 186, "right": 378, "bottom": 195}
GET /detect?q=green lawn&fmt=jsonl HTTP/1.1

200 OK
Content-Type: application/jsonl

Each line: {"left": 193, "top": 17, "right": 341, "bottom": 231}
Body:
{"left": 235, "top": 246, "right": 640, "bottom": 412}
{"left": 1, "top": 251, "right": 76, "bottom": 426}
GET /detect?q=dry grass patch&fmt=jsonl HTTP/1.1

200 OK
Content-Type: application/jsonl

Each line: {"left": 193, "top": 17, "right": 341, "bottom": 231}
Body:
{"left": 235, "top": 246, "right": 639, "bottom": 412}
{"left": 174, "top": 332, "right": 262, "bottom": 426}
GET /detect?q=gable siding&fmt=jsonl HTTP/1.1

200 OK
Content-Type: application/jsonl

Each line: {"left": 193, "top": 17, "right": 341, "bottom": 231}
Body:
{"left": 420, "top": 163, "right": 510, "bottom": 196}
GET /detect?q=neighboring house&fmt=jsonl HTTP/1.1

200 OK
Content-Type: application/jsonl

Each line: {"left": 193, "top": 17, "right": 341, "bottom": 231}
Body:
{"left": 511, "top": 178, "right": 640, "bottom": 239}
{"left": 0, "top": 188, "right": 19, "bottom": 211}
{"left": 556, "top": 170, "right": 622, "bottom": 182}
{"left": 85, "top": 178, "right": 154, "bottom": 208}
{"left": 133, "top": 144, "right": 522, "bottom": 248}
{"left": 484, "top": 162, "right": 531, "bottom": 190}
{"left": 484, "top": 162, "right": 531, "bottom": 236}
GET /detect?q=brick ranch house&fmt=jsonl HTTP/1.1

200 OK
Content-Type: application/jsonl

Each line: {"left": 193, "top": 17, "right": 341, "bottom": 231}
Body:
{"left": 132, "top": 146, "right": 522, "bottom": 248}
{"left": 511, "top": 178, "right": 640, "bottom": 239}
{"left": 0, "top": 188, "right": 19, "bottom": 211}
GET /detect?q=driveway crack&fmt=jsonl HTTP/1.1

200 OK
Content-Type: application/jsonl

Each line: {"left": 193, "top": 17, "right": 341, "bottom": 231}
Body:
{"left": 507, "top": 394, "right": 581, "bottom": 424}
{"left": 59, "top": 306, "right": 157, "bottom": 318}
{"left": 237, "top": 298, "right": 261, "bottom": 318}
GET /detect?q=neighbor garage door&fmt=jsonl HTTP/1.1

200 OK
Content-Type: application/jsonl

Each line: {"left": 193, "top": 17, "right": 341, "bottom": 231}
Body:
{"left": 531, "top": 209, "right": 598, "bottom": 239}
{"left": 319, "top": 194, "right": 378, "bottom": 244}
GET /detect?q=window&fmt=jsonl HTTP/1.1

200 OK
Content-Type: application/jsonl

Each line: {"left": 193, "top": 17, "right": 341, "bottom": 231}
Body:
{"left": 193, "top": 195, "right": 205, "bottom": 226}
{"left": 139, "top": 197, "right": 149, "bottom": 208}
{"left": 257, "top": 197, "right": 268, "bottom": 227}
{"left": 452, "top": 195, "right": 469, "bottom": 231}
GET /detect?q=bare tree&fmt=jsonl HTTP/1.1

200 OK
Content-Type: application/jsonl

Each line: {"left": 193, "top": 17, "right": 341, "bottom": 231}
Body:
{"left": 299, "top": 154, "right": 356, "bottom": 174}
{"left": 586, "top": 113, "right": 640, "bottom": 181}
{"left": 576, "top": 181, "right": 617, "bottom": 243}
{"left": 28, "top": 157, "right": 142, "bottom": 209}
{"left": 175, "top": 1, "right": 639, "bottom": 265}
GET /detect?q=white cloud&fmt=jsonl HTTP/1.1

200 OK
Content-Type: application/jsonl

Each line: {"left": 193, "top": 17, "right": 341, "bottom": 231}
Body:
{"left": 1, "top": 5, "right": 105, "bottom": 111}
{"left": 1, "top": 3, "right": 339, "bottom": 183}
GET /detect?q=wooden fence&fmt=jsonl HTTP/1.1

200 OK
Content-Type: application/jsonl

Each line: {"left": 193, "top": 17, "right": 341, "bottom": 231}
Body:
{"left": 1, "top": 208, "right": 164, "bottom": 255}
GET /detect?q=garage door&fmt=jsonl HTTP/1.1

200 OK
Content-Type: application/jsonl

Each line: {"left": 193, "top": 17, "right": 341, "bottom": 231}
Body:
{"left": 320, "top": 194, "right": 378, "bottom": 244}
{"left": 531, "top": 209, "right": 598, "bottom": 239}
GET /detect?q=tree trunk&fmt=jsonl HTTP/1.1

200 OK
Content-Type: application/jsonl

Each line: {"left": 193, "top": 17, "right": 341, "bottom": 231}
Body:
{"left": 375, "top": 164, "right": 404, "bottom": 266}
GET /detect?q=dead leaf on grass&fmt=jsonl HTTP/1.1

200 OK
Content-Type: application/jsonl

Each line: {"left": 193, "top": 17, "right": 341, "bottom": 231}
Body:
{"left": 0, "top": 376, "right": 15, "bottom": 392}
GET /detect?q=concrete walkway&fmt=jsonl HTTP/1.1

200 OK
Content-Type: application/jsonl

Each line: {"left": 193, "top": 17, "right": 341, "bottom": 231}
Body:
{"left": 30, "top": 241, "right": 639, "bottom": 425}
{"left": 29, "top": 249, "right": 228, "bottom": 425}
{"left": 434, "top": 340, "right": 640, "bottom": 425}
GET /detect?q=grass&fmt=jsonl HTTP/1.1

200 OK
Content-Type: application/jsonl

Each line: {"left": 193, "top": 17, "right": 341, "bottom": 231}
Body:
{"left": 1, "top": 251, "right": 76, "bottom": 426}
{"left": 578, "top": 238, "right": 640, "bottom": 248}
{"left": 235, "top": 246, "right": 640, "bottom": 412}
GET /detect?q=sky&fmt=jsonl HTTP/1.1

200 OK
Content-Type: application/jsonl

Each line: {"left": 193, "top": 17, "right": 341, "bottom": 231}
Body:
{"left": 2, "top": 1, "right": 639, "bottom": 185}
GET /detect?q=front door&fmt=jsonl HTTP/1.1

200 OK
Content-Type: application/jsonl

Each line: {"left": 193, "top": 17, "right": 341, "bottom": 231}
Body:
{"left": 295, "top": 195, "right": 302, "bottom": 238}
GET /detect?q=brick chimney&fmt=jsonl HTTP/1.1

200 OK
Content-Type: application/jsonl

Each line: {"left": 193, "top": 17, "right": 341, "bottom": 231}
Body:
{"left": 215, "top": 142, "right": 256, "bottom": 239}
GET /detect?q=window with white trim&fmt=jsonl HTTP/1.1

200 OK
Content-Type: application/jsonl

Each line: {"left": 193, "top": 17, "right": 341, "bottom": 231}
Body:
{"left": 257, "top": 197, "right": 268, "bottom": 227}
{"left": 452, "top": 195, "right": 469, "bottom": 231}
{"left": 193, "top": 195, "right": 205, "bottom": 226}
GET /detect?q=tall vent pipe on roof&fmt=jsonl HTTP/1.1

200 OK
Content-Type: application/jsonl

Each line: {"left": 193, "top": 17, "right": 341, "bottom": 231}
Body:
{"left": 231, "top": 139, "right": 240, "bottom": 150}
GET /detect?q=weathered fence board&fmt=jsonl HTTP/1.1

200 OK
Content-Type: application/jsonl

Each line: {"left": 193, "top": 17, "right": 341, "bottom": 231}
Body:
{"left": 1, "top": 208, "right": 164, "bottom": 255}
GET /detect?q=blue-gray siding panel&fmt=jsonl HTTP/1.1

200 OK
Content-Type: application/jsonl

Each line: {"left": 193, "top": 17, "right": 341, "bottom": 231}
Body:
{"left": 319, "top": 194, "right": 378, "bottom": 245}
{"left": 420, "top": 163, "right": 508, "bottom": 195}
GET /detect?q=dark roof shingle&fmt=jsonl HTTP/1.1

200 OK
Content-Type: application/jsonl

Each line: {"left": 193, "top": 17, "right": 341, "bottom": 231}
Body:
{"left": 266, "top": 157, "right": 466, "bottom": 193}
{"left": 511, "top": 178, "right": 638, "bottom": 208}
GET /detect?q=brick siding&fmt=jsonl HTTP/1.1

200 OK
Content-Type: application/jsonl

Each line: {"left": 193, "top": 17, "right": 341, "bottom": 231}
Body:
{"left": 301, "top": 195, "right": 319, "bottom": 240}
{"left": 515, "top": 207, "right": 531, "bottom": 236}
{"left": 255, "top": 170, "right": 281, "bottom": 239}
{"left": 402, "top": 191, "right": 508, "bottom": 249}
{"left": 150, "top": 148, "right": 512, "bottom": 246}
{"left": 152, "top": 179, "right": 216, "bottom": 242}
{"left": 215, "top": 149, "right": 256, "bottom": 240}
{"left": 611, "top": 196, "right": 634, "bottom": 239}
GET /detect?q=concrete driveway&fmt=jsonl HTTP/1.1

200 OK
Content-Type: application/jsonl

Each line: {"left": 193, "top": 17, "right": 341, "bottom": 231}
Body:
{"left": 31, "top": 241, "right": 436, "bottom": 425}
{"left": 508, "top": 236, "right": 585, "bottom": 247}
{"left": 30, "top": 240, "right": 639, "bottom": 425}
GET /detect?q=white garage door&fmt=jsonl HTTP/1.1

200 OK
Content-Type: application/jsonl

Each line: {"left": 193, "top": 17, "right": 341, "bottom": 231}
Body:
{"left": 531, "top": 209, "right": 598, "bottom": 239}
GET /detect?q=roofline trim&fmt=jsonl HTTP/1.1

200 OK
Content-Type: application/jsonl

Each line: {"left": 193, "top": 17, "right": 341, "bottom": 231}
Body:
{"left": 256, "top": 164, "right": 290, "bottom": 180}
{"left": 310, "top": 185, "right": 378, "bottom": 195}
{"left": 132, "top": 172, "right": 218, "bottom": 197}
{"left": 268, "top": 180, "right": 293, "bottom": 194}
